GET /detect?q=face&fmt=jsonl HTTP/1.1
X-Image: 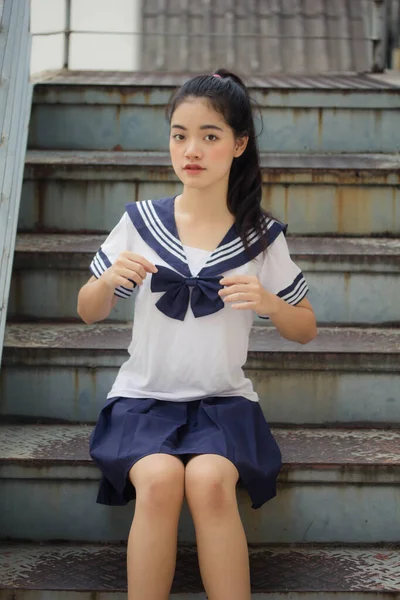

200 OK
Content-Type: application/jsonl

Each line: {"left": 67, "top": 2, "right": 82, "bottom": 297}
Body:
{"left": 169, "top": 97, "right": 248, "bottom": 190}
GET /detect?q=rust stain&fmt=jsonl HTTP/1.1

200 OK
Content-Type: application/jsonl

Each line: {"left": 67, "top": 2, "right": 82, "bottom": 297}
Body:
{"left": 115, "top": 104, "right": 121, "bottom": 124}
{"left": 143, "top": 89, "right": 152, "bottom": 105}
{"left": 317, "top": 107, "right": 323, "bottom": 144}
{"left": 336, "top": 187, "right": 345, "bottom": 234}
{"left": 11, "top": 272, "right": 22, "bottom": 317}
{"left": 134, "top": 182, "right": 139, "bottom": 203}
{"left": 33, "top": 180, "right": 46, "bottom": 231}
{"left": 74, "top": 369, "right": 80, "bottom": 415}
{"left": 263, "top": 170, "right": 285, "bottom": 184}
{"left": 292, "top": 107, "right": 309, "bottom": 123}
{"left": 283, "top": 185, "right": 289, "bottom": 223}
{"left": 90, "top": 367, "right": 97, "bottom": 399}
{"left": 335, "top": 185, "right": 375, "bottom": 235}
{"left": 263, "top": 184, "right": 272, "bottom": 212}
{"left": 343, "top": 272, "right": 351, "bottom": 295}
{"left": 374, "top": 109, "right": 382, "bottom": 136}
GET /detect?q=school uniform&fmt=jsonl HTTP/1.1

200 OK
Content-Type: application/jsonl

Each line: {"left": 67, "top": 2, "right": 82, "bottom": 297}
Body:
{"left": 89, "top": 195, "right": 309, "bottom": 509}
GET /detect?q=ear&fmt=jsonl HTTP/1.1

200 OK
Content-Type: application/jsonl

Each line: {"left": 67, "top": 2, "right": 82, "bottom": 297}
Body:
{"left": 234, "top": 135, "right": 249, "bottom": 158}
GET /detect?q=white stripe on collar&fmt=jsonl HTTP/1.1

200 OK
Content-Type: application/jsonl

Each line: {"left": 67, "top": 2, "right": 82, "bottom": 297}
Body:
{"left": 210, "top": 218, "right": 274, "bottom": 262}
{"left": 138, "top": 200, "right": 188, "bottom": 263}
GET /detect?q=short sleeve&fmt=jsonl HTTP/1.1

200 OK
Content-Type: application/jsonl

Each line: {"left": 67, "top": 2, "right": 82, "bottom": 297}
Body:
{"left": 258, "top": 232, "right": 309, "bottom": 318}
{"left": 90, "top": 212, "right": 136, "bottom": 299}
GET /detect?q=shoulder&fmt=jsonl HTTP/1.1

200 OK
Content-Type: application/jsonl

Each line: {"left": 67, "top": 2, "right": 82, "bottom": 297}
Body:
{"left": 261, "top": 214, "right": 288, "bottom": 248}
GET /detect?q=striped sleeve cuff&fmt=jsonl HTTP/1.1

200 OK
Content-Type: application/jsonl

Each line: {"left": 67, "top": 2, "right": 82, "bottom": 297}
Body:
{"left": 89, "top": 249, "right": 136, "bottom": 299}
{"left": 259, "top": 272, "right": 309, "bottom": 319}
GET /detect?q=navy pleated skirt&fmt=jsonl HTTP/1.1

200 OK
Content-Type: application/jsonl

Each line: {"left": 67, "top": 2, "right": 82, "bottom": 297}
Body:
{"left": 89, "top": 395, "right": 282, "bottom": 509}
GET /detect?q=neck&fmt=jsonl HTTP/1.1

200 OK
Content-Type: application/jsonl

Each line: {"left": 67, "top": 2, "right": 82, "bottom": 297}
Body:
{"left": 177, "top": 178, "right": 233, "bottom": 222}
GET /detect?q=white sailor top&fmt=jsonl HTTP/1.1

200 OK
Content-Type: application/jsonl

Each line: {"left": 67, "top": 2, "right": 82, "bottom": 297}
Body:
{"left": 90, "top": 196, "right": 309, "bottom": 403}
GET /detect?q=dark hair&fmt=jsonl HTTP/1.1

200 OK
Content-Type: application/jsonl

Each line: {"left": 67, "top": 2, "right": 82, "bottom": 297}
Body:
{"left": 166, "top": 68, "right": 271, "bottom": 253}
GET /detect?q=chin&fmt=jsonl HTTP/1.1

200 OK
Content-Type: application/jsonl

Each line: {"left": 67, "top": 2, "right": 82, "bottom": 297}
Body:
{"left": 184, "top": 180, "right": 211, "bottom": 189}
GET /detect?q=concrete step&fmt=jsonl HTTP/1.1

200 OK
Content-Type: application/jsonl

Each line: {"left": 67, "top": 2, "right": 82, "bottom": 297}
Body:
{"left": 20, "top": 150, "right": 400, "bottom": 236}
{"left": 28, "top": 72, "right": 400, "bottom": 153}
{"left": 1, "top": 323, "right": 399, "bottom": 426}
{"left": 8, "top": 234, "right": 400, "bottom": 325}
{"left": 1, "top": 424, "right": 399, "bottom": 543}
{"left": 1, "top": 542, "right": 400, "bottom": 599}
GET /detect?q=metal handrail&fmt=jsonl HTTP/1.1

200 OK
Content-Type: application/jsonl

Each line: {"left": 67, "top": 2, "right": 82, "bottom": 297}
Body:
{"left": 0, "top": 0, "right": 33, "bottom": 364}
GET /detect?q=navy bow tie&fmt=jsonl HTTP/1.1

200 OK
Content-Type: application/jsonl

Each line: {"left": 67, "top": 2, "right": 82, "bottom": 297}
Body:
{"left": 150, "top": 265, "right": 224, "bottom": 321}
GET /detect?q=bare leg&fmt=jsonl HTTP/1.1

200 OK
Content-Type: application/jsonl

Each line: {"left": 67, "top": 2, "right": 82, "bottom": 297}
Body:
{"left": 185, "top": 454, "right": 251, "bottom": 600}
{"left": 127, "top": 454, "right": 185, "bottom": 600}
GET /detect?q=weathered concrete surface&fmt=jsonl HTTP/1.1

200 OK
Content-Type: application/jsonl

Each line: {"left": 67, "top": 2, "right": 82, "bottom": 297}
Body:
{"left": 27, "top": 74, "right": 400, "bottom": 153}
{"left": 8, "top": 235, "right": 400, "bottom": 323}
{"left": 1, "top": 542, "right": 400, "bottom": 597}
{"left": 2, "top": 425, "right": 400, "bottom": 472}
{"left": 19, "top": 150, "right": 400, "bottom": 235}
{"left": 2, "top": 366, "right": 400, "bottom": 426}
{"left": 1, "top": 324, "right": 399, "bottom": 425}
{"left": 3, "top": 323, "right": 400, "bottom": 361}
{"left": 1, "top": 425, "right": 400, "bottom": 543}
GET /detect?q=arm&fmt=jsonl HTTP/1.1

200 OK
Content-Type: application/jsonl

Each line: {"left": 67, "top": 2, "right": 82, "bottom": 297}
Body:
{"left": 260, "top": 294, "right": 317, "bottom": 344}
{"left": 219, "top": 276, "right": 317, "bottom": 345}
{"left": 77, "top": 275, "right": 119, "bottom": 324}
{"left": 77, "top": 251, "right": 158, "bottom": 325}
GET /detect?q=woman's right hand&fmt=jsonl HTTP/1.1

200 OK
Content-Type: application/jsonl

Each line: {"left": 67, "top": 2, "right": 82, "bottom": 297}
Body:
{"left": 100, "top": 251, "right": 158, "bottom": 290}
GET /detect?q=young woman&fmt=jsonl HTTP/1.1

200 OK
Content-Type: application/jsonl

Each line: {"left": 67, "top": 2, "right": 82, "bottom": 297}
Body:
{"left": 77, "top": 69, "right": 317, "bottom": 600}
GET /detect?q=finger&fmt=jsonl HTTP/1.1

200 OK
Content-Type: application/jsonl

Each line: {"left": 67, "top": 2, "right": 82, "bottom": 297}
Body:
{"left": 223, "top": 292, "right": 253, "bottom": 303}
{"left": 125, "top": 253, "right": 158, "bottom": 273}
{"left": 127, "top": 271, "right": 145, "bottom": 287}
{"left": 129, "top": 264, "right": 147, "bottom": 281}
{"left": 231, "top": 302, "right": 256, "bottom": 310}
{"left": 119, "top": 266, "right": 146, "bottom": 283}
{"left": 115, "top": 276, "right": 135, "bottom": 290}
{"left": 219, "top": 284, "right": 255, "bottom": 297}
{"left": 220, "top": 275, "right": 254, "bottom": 286}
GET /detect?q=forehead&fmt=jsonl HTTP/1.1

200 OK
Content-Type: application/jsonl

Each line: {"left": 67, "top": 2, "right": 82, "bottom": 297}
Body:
{"left": 171, "top": 97, "right": 227, "bottom": 127}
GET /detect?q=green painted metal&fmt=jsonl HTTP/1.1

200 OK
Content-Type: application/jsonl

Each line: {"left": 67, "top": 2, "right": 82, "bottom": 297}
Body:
{"left": 0, "top": 0, "right": 32, "bottom": 364}
{"left": 28, "top": 102, "right": 400, "bottom": 153}
{"left": 19, "top": 151, "right": 400, "bottom": 236}
{"left": 1, "top": 478, "right": 400, "bottom": 543}
{"left": 1, "top": 424, "right": 399, "bottom": 543}
{"left": 1, "top": 324, "right": 399, "bottom": 426}
{"left": 1, "top": 365, "right": 399, "bottom": 427}
{"left": 7, "top": 235, "right": 400, "bottom": 324}
{"left": 27, "top": 76, "right": 400, "bottom": 153}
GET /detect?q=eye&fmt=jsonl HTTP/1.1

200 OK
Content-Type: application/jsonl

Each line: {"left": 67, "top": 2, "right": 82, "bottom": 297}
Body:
{"left": 172, "top": 134, "right": 185, "bottom": 141}
{"left": 205, "top": 134, "right": 218, "bottom": 141}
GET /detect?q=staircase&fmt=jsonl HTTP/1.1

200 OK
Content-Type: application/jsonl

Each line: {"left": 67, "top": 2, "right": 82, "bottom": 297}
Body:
{"left": 1, "top": 71, "right": 400, "bottom": 598}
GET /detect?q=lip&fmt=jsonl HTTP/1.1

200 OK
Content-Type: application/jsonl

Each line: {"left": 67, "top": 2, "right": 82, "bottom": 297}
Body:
{"left": 183, "top": 164, "right": 205, "bottom": 171}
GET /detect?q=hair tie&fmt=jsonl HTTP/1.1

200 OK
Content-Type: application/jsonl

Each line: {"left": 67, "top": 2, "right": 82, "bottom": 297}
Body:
{"left": 213, "top": 73, "right": 222, "bottom": 78}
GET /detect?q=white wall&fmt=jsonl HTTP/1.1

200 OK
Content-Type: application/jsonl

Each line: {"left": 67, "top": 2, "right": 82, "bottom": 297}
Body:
{"left": 30, "top": 0, "right": 66, "bottom": 75}
{"left": 30, "top": 0, "right": 142, "bottom": 75}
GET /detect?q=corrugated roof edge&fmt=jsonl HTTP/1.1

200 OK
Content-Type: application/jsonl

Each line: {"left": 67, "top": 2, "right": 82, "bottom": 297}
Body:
{"left": 32, "top": 70, "right": 400, "bottom": 90}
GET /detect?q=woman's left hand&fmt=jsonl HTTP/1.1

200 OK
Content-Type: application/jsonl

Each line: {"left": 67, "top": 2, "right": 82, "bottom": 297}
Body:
{"left": 218, "top": 275, "right": 280, "bottom": 316}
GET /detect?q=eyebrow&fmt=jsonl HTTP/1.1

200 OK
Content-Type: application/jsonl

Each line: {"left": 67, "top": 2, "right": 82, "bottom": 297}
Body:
{"left": 171, "top": 124, "right": 224, "bottom": 132}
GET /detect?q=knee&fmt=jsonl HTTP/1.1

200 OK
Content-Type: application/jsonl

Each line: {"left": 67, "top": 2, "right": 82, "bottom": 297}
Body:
{"left": 129, "top": 458, "right": 185, "bottom": 512}
{"left": 185, "top": 464, "right": 237, "bottom": 515}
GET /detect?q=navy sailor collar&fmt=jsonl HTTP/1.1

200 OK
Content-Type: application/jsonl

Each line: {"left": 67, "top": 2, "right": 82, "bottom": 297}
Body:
{"left": 126, "top": 196, "right": 287, "bottom": 277}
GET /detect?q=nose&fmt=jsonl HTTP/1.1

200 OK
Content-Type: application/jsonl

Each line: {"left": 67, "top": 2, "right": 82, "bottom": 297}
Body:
{"left": 184, "top": 140, "right": 202, "bottom": 159}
